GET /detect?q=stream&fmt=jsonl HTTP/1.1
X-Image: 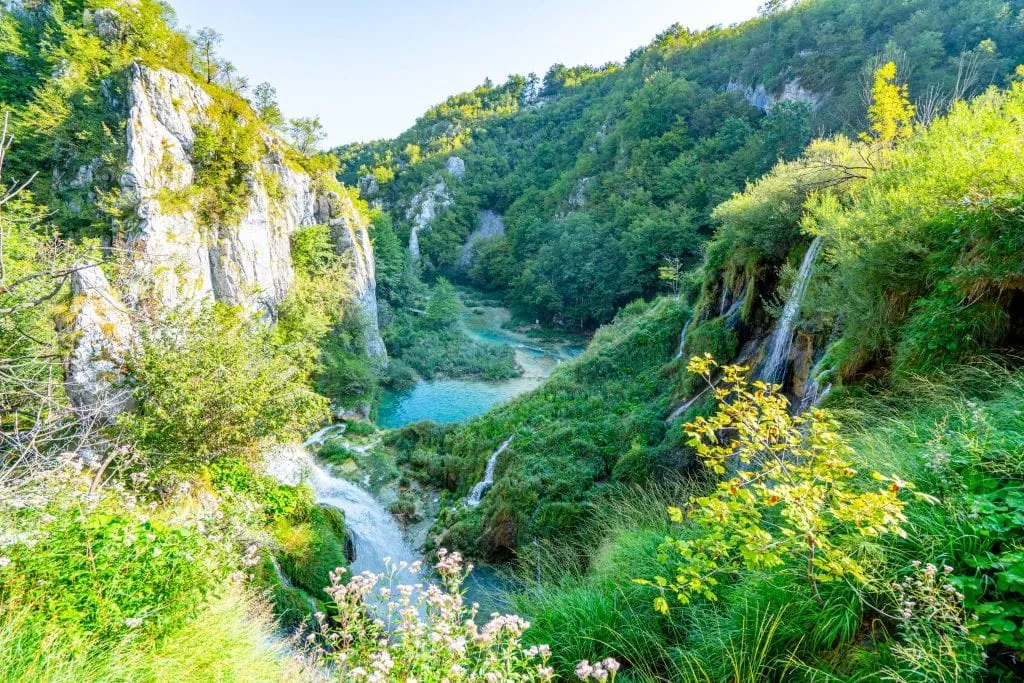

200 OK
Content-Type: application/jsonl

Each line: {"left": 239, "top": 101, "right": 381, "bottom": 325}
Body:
{"left": 269, "top": 295, "right": 586, "bottom": 616}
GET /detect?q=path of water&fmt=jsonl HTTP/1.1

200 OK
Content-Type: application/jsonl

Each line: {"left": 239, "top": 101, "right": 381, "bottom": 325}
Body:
{"left": 377, "top": 297, "right": 583, "bottom": 428}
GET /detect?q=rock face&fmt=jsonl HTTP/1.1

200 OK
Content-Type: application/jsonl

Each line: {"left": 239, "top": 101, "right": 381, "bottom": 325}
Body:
{"left": 121, "top": 65, "right": 319, "bottom": 317}
{"left": 64, "top": 266, "right": 135, "bottom": 420}
{"left": 459, "top": 210, "right": 505, "bottom": 270}
{"left": 115, "top": 64, "right": 385, "bottom": 357}
{"left": 445, "top": 156, "right": 466, "bottom": 179}
{"left": 320, "top": 192, "right": 387, "bottom": 358}
{"left": 405, "top": 178, "right": 453, "bottom": 262}
{"left": 727, "top": 78, "right": 821, "bottom": 113}
{"left": 569, "top": 177, "right": 591, "bottom": 210}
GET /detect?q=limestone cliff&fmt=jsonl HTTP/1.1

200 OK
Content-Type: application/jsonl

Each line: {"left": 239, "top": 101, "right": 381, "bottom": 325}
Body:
{"left": 459, "top": 210, "right": 505, "bottom": 270}
{"left": 114, "top": 64, "right": 384, "bottom": 356}
{"left": 404, "top": 155, "right": 464, "bottom": 262}
{"left": 726, "top": 78, "right": 821, "bottom": 113}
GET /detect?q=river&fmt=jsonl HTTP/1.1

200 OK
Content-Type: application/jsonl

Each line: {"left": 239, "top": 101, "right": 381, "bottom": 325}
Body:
{"left": 376, "top": 297, "right": 583, "bottom": 428}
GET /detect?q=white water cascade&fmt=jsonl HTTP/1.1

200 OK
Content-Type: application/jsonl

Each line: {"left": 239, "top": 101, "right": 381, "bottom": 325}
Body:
{"left": 266, "top": 445, "right": 420, "bottom": 576}
{"left": 466, "top": 436, "right": 514, "bottom": 507}
{"left": 760, "top": 236, "right": 824, "bottom": 386}
{"left": 674, "top": 316, "right": 693, "bottom": 360}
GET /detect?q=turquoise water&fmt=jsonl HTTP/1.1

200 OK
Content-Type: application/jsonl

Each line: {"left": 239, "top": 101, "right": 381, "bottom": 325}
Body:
{"left": 377, "top": 300, "right": 585, "bottom": 429}
{"left": 377, "top": 376, "right": 546, "bottom": 428}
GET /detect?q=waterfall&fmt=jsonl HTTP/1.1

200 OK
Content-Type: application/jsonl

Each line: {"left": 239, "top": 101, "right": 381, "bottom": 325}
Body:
{"left": 466, "top": 436, "right": 514, "bottom": 507}
{"left": 724, "top": 297, "right": 745, "bottom": 329}
{"left": 674, "top": 316, "right": 693, "bottom": 360}
{"left": 799, "top": 359, "right": 834, "bottom": 412}
{"left": 266, "top": 446, "right": 420, "bottom": 577}
{"left": 760, "top": 236, "right": 823, "bottom": 386}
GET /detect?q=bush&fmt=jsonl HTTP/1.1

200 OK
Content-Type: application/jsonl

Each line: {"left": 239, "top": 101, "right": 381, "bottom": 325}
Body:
{"left": 123, "top": 304, "right": 329, "bottom": 472}
{"left": 0, "top": 486, "right": 223, "bottom": 645}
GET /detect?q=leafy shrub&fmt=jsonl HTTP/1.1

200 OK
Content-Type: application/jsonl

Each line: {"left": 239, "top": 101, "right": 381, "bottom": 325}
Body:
{"left": 643, "top": 356, "right": 917, "bottom": 610}
{"left": 123, "top": 304, "right": 328, "bottom": 472}
{"left": 0, "top": 488, "right": 223, "bottom": 643}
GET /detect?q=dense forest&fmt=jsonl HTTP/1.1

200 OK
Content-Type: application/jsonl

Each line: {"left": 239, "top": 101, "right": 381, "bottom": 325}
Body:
{"left": 342, "top": 0, "right": 1024, "bottom": 329}
{"left": 1, "top": 0, "right": 1024, "bottom": 681}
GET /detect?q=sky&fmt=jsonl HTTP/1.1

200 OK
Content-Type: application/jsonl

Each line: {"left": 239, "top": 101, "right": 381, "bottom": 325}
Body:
{"left": 168, "top": 0, "right": 765, "bottom": 146}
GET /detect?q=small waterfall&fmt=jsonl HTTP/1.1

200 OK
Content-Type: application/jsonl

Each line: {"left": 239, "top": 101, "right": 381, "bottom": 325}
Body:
{"left": 266, "top": 446, "right": 420, "bottom": 577}
{"left": 718, "top": 286, "right": 730, "bottom": 316}
{"left": 724, "top": 297, "right": 745, "bottom": 329}
{"left": 760, "top": 236, "right": 823, "bottom": 386}
{"left": 466, "top": 436, "right": 514, "bottom": 507}
{"left": 674, "top": 316, "right": 693, "bottom": 360}
{"left": 799, "top": 360, "right": 834, "bottom": 412}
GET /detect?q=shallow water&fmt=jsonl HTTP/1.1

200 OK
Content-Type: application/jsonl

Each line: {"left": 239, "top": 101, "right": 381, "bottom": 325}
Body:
{"left": 377, "top": 299, "right": 584, "bottom": 429}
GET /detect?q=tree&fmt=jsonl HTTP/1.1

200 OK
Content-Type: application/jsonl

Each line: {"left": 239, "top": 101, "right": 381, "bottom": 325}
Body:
{"left": 863, "top": 61, "right": 915, "bottom": 145}
{"left": 192, "top": 28, "right": 223, "bottom": 84}
{"left": 426, "top": 278, "right": 460, "bottom": 329}
{"left": 252, "top": 82, "right": 284, "bottom": 128}
{"left": 123, "top": 304, "right": 328, "bottom": 472}
{"left": 287, "top": 116, "right": 327, "bottom": 156}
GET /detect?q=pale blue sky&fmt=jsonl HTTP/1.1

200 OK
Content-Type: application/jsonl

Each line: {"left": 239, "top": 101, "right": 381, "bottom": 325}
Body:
{"left": 168, "top": 0, "right": 765, "bottom": 146}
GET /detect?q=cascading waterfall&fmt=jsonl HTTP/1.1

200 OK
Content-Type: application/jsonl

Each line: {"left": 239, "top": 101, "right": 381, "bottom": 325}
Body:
{"left": 674, "top": 316, "right": 693, "bottom": 360}
{"left": 266, "top": 445, "right": 420, "bottom": 577}
{"left": 760, "top": 236, "right": 824, "bottom": 386}
{"left": 466, "top": 436, "right": 514, "bottom": 507}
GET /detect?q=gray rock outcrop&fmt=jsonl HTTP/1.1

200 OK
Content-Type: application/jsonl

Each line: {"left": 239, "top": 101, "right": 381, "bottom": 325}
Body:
{"left": 405, "top": 178, "right": 453, "bottom": 262}
{"left": 64, "top": 265, "right": 135, "bottom": 420}
{"left": 459, "top": 210, "right": 505, "bottom": 270}
{"left": 445, "top": 156, "right": 466, "bottom": 179}
{"left": 569, "top": 177, "right": 591, "bottom": 210}
{"left": 726, "top": 78, "right": 821, "bottom": 113}
{"left": 319, "top": 192, "right": 387, "bottom": 358}
{"left": 120, "top": 64, "right": 320, "bottom": 317}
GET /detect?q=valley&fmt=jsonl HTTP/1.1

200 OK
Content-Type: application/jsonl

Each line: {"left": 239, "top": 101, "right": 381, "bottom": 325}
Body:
{"left": 1, "top": 0, "right": 1023, "bottom": 681}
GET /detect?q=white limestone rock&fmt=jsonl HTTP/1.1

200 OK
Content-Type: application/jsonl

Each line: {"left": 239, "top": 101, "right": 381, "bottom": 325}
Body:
{"left": 445, "top": 156, "right": 466, "bottom": 179}
{"left": 726, "top": 78, "right": 821, "bottom": 113}
{"left": 405, "top": 178, "right": 453, "bottom": 262}
{"left": 323, "top": 192, "right": 387, "bottom": 359}
{"left": 64, "top": 266, "right": 135, "bottom": 421}
{"left": 120, "top": 64, "right": 214, "bottom": 310}
{"left": 569, "top": 177, "right": 591, "bottom": 210}
{"left": 459, "top": 210, "right": 505, "bottom": 270}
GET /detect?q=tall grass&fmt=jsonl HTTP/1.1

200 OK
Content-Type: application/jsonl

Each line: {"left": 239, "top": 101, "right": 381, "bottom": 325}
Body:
{"left": 0, "top": 588, "right": 304, "bottom": 683}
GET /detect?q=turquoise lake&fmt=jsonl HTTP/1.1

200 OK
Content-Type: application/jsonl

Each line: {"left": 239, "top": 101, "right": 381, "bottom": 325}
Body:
{"left": 376, "top": 301, "right": 584, "bottom": 429}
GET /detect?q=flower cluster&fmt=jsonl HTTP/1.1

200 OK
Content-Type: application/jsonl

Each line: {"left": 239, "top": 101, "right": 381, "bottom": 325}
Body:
{"left": 314, "top": 550, "right": 560, "bottom": 682}
{"left": 895, "top": 561, "right": 968, "bottom": 637}
{"left": 575, "top": 658, "right": 621, "bottom": 681}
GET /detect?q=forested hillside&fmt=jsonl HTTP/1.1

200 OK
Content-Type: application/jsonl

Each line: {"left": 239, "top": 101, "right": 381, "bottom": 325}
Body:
{"left": 341, "top": 0, "right": 1024, "bottom": 329}
{"left": 364, "top": 1, "right": 1024, "bottom": 680}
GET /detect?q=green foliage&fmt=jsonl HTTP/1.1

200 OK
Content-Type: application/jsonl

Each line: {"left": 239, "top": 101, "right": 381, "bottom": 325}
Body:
{"left": 123, "top": 304, "right": 329, "bottom": 472}
{"left": 290, "top": 224, "right": 337, "bottom": 277}
{"left": 810, "top": 81, "right": 1024, "bottom": 377}
{"left": 0, "top": 488, "right": 223, "bottom": 645}
{"left": 384, "top": 283, "right": 519, "bottom": 381}
{"left": 644, "top": 356, "right": 916, "bottom": 609}
{"left": 340, "top": 0, "right": 1024, "bottom": 329}
{"left": 426, "top": 277, "right": 461, "bottom": 329}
